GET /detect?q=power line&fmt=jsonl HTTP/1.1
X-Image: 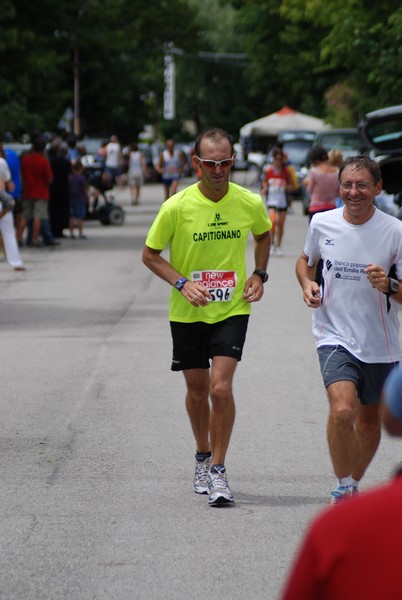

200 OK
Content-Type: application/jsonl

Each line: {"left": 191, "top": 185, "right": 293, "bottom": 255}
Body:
{"left": 171, "top": 47, "right": 250, "bottom": 65}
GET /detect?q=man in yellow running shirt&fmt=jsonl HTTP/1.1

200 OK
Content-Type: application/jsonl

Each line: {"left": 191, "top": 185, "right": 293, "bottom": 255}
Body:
{"left": 142, "top": 128, "right": 271, "bottom": 506}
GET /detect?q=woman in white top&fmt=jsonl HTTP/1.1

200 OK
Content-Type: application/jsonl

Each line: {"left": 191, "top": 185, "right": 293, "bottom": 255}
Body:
{"left": 103, "top": 135, "right": 122, "bottom": 187}
{"left": 127, "top": 142, "right": 148, "bottom": 205}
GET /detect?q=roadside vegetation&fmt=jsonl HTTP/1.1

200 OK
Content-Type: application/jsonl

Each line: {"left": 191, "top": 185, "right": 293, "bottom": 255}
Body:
{"left": 1, "top": 0, "right": 401, "bottom": 140}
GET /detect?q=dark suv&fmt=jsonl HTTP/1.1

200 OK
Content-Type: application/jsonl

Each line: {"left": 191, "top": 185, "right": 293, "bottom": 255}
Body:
{"left": 358, "top": 104, "right": 402, "bottom": 198}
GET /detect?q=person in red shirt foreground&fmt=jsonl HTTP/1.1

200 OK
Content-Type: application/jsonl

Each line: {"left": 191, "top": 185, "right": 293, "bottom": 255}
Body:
{"left": 280, "top": 365, "right": 402, "bottom": 600}
{"left": 20, "top": 135, "right": 53, "bottom": 247}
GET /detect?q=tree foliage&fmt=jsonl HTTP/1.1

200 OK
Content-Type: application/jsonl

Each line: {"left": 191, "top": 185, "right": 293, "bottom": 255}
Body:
{"left": 1, "top": 0, "right": 402, "bottom": 140}
{"left": 274, "top": 0, "right": 402, "bottom": 123}
{"left": 0, "top": 0, "right": 200, "bottom": 140}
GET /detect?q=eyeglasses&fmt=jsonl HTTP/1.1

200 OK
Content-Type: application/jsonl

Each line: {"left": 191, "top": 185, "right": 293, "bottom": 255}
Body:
{"left": 195, "top": 155, "right": 234, "bottom": 169}
{"left": 339, "top": 182, "right": 372, "bottom": 192}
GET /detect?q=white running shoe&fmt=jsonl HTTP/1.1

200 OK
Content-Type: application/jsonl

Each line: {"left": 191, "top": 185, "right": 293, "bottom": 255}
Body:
{"left": 193, "top": 454, "right": 211, "bottom": 494}
{"left": 207, "top": 465, "right": 234, "bottom": 506}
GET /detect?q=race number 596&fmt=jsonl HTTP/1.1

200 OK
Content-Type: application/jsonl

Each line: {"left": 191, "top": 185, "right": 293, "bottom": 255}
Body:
{"left": 209, "top": 288, "right": 231, "bottom": 302}
{"left": 191, "top": 270, "right": 237, "bottom": 302}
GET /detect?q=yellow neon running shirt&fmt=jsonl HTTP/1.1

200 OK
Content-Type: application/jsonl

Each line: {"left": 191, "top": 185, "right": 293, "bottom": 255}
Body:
{"left": 145, "top": 182, "right": 272, "bottom": 323}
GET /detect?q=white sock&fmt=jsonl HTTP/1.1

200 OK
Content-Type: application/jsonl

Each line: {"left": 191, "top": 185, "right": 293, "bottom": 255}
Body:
{"left": 337, "top": 476, "right": 355, "bottom": 488}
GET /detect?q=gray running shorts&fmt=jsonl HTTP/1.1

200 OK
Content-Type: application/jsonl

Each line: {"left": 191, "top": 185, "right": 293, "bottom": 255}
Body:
{"left": 317, "top": 344, "right": 398, "bottom": 405}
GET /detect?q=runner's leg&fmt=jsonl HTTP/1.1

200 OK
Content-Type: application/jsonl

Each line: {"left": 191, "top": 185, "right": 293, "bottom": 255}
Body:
{"left": 183, "top": 368, "right": 211, "bottom": 454}
{"left": 209, "top": 355, "right": 237, "bottom": 466}
{"left": 327, "top": 380, "right": 358, "bottom": 478}
{"left": 352, "top": 403, "right": 381, "bottom": 481}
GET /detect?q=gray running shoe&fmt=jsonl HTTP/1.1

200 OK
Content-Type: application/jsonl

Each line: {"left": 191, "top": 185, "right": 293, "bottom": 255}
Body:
{"left": 193, "top": 455, "right": 212, "bottom": 494}
{"left": 207, "top": 464, "right": 234, "bottom": 506}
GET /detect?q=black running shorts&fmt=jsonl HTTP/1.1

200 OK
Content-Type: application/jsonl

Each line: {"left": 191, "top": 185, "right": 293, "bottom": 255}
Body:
{"left": 170, "top": 315, "right": 249, "bottom": 371}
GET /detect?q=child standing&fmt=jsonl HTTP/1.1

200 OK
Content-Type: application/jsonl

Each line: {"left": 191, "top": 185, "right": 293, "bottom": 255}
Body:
{"left": 69, "top": 159, "right": 88, "bottom": 239}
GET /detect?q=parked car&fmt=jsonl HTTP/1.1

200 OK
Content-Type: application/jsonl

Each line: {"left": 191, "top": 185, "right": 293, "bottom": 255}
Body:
{"left": 246, "top": 149, "right": 268, "bottom": 171}
{"left": 276, "top": 135, "right": 315, "bottom": 198}
{"left": 80, "top": 137, "right": 107, "bottom": 169}
{"left": 312, "top": 128, "right": 367, "bottom": 158}
{"left": 248, "top": 131, "right": 314, "bottom": 197}
{"left": 276, "top": 130, "right": 316, "bottom": 145}
{"left": 358, "top": 104, "right": 402, "bottom": 217}
{"left": 233, "top": 142, "right": 248, "bottom": 170}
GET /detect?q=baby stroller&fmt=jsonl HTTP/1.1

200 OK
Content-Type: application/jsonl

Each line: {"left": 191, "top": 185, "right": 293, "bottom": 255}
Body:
{"left": 84, "top": 166, "right": 125, "bottom": 226}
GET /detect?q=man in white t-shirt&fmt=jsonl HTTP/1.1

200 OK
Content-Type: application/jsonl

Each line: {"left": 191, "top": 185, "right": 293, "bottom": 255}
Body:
{"left": 296, "top": 156, "right": 402, "bottom": 504}
{"left": 104, "top": 135, "right": 122, "bottom": 187}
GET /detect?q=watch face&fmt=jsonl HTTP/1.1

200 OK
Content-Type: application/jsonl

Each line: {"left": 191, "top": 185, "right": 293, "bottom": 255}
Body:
{"left": 390, "top": 278, "right": 399, "bottom": 294}
{"left": 254, "top": 269, "right": 268, "bottom": 283}
{"left": 175, "top": 278, "right": 187, "bottom": 291}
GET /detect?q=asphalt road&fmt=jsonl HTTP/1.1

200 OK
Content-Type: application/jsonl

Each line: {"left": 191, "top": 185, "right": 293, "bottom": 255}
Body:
{"left": 1, "top": 173, "right": 401, "bottom": 599}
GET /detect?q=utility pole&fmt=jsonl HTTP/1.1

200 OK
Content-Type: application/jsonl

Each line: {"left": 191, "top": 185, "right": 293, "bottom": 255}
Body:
{"left": 163, "top": 42, "right": 175, "bottom": 121}
{"left": 73, "top": 47, "right": 80, "bottom": 136}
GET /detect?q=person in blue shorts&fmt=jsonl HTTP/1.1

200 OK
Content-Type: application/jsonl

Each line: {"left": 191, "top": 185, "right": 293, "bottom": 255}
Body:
{"left": 69, "top": 159, "right": 88, "bottom": 240}
{"left": 156, "top": 139, "right": 186, "bottom": 201}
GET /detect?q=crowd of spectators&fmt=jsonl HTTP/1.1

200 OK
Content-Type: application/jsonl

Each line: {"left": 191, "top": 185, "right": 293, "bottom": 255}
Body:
{"left": 0, "top": 132, "right": 132, "bottom": 269}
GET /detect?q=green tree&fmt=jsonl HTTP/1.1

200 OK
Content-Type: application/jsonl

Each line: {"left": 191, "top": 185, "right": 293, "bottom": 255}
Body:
{"left": 0, "top": 0, "right": 201, "bottom": 140}
{"left": 280, "top": 0, "right": 402, "bottom": 123}
{"left": 170, "top": 0, "right": 253, "bottom": 140}
{"left": 232, "top": 0, "right": 335, "bottom": 120}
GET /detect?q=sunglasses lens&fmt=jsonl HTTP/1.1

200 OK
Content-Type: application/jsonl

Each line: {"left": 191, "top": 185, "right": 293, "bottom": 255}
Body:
{"left": 205, "top": 159, "right": 232, "bottom": 169}
{"left": 198, "top": 156, "right": 233, "bottom": 169}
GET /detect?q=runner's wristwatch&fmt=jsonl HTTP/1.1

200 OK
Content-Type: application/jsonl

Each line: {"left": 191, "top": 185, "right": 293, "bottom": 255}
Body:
{"left": 174, "top": 277, "right": 188, "bottom": 291}
{"left": 387, "top": 277, "right": 399, "bottom": 296}
{"left": 253, "top": 269, "right": 269, "bottom": 283}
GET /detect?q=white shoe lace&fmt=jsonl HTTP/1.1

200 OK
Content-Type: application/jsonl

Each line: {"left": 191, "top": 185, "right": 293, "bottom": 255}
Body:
{"left": 209, "top": 469, "right": 230, "bottom": 492}
{"left": 195, "top": 458, "right": 211, "bottom": 484}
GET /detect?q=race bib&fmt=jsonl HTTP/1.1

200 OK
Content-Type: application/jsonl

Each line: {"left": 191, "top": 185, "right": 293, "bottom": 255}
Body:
{"left": 191, "top": 270, "right": 237, "bottom": 302}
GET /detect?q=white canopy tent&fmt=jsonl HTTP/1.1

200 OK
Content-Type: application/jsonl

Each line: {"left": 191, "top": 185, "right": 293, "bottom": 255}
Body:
{"left": 240, "top": 106, "right": 329, "bottom": 138}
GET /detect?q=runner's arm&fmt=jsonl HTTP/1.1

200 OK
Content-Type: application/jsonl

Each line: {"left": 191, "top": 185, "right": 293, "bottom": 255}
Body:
{"left": 365, "top": 263, "right": 402, "bottom": 304}
{"left": 295, "top": 252, "right": 321, "bottom": 308}
{"left": 243, "top": 231, "right": 271, "bottom": 302}
{"left": 155, "top": 153, "right": 164, "bottom": 175}
{"left": 142, "top": 245, "right": 211, "bottom": 306}
{"left": 253, "top": 230, "right": 271, "bottom": 272}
